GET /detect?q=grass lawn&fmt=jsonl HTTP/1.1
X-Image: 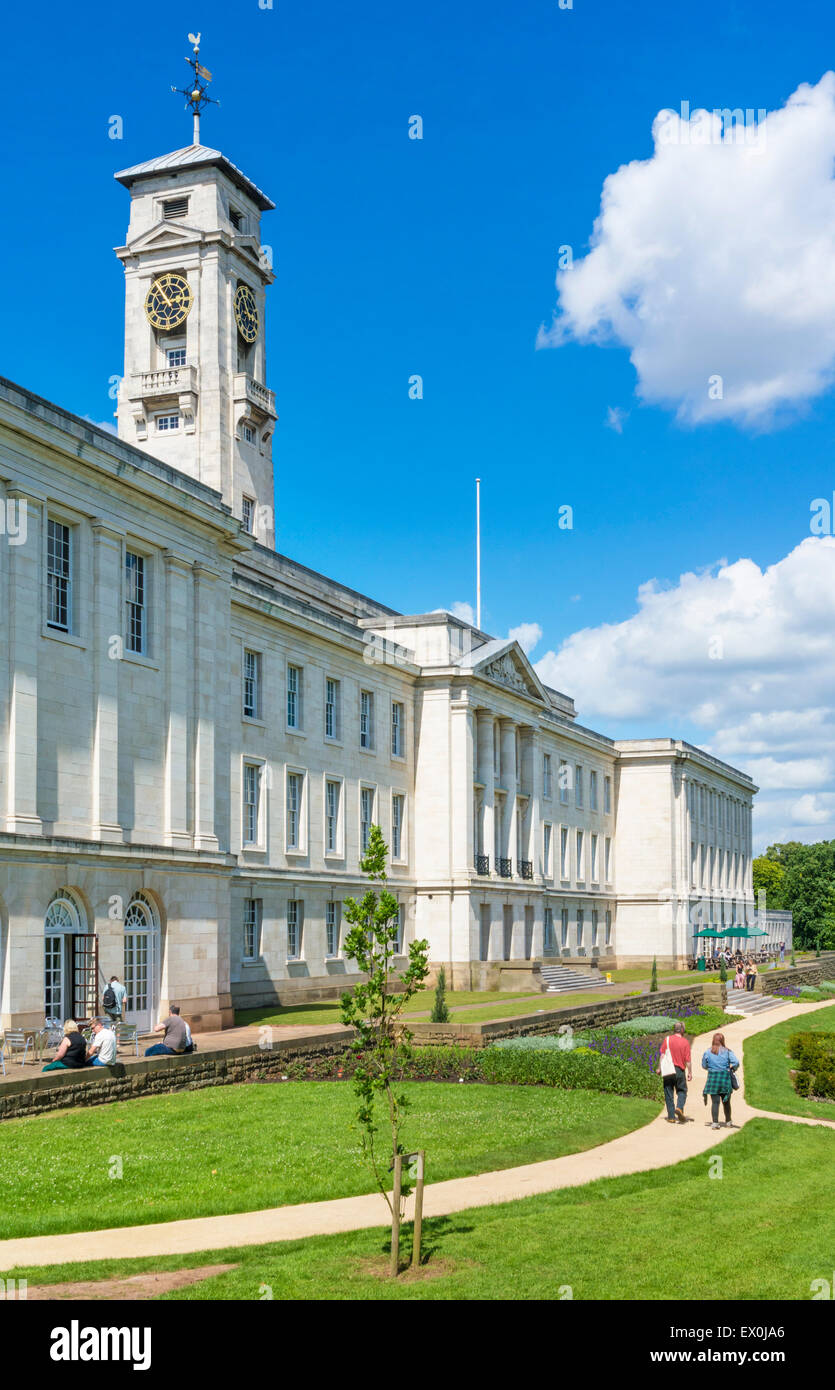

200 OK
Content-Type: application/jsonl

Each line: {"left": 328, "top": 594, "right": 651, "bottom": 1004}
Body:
{"left": 448, "top": 992, "right": 613, "bottom": 1022}
{"left": 742, "top": 1002, "right": 835, "bottom": 1121}
{"left": 8, "top": 1119, "right": 832, "bottom": 1300}
{"left": 236, "top": 989, "right": 547, "bottom": 1029}
{"left": 0, "top": 1081, "right": 657, "bottom": 1241}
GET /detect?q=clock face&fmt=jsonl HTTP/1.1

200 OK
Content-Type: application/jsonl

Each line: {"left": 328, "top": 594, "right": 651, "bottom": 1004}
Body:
{"left": 234, "top": 284, "right": 259, "bottom": 343}
{"left": 144, "top": 273, "right": 193, "bottom": 330}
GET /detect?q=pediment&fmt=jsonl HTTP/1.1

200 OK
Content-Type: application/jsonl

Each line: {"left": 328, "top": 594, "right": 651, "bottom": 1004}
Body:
{"left": 126, "top": 221, "right": 202, "bottom": 253}
{"left": 468, "top": 640, "right": 548, "bottom": 703}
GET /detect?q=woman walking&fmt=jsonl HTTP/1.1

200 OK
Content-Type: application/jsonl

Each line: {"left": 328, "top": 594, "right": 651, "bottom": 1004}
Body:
{"left": 702, "top": 1031, "right": 739, "bottom": 1129}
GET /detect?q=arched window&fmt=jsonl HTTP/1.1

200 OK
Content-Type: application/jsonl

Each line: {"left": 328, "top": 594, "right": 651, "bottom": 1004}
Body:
{"left": 44, "top": 892, "right": 85, "bottom": 1021}
{"left": 124, "top": 893, "right": 157, "bottom": 932}
{"left": 123, "top": 894, "right": 160, "bottom": 1034}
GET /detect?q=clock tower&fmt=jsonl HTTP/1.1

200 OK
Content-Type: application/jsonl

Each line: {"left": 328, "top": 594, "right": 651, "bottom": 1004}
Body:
{"left": 113, "top": 55, "right": 277, "bottom": 546}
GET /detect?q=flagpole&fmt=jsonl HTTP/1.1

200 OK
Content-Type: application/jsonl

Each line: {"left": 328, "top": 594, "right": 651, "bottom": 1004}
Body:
{"left": 476, "top": 477, "right": 481, "bottom": 630}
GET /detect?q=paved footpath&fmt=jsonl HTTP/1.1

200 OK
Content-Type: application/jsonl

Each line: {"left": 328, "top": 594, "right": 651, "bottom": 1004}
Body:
{"left": 1, "top": 1000, "right": 833, "bottom": 1271}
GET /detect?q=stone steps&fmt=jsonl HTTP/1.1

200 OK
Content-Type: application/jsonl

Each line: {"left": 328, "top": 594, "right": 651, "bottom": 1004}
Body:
{"left": 540, "top": 964, "right": 613, "bottom": 994}
{"left": 723, "top": 992, "right": 787, "bottom": 1016}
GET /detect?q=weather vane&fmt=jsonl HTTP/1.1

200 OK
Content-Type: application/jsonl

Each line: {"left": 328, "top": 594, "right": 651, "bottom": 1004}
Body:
{"left": 171, "top": 33, "right": 219, "bottom": 145}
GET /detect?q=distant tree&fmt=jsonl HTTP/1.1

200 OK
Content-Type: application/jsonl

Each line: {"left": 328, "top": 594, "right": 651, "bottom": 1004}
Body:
{"left": 752, "top": 856, "right": 785, "bottom": 909}
{"left": 650, "top": 956, "right": 658, "bottom": 993}
{"left": 430, "top": 967, "right": 449, "bottom": 1023}
{"left": 758, "top": 841, "right": 835, "bottom": 951}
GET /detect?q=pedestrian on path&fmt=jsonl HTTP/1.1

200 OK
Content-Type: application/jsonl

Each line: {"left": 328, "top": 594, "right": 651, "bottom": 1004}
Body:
{"left": 702, "top": 1031, "right": 740, "bottom": 1129}
{"left": 658, "top": 1021, "right": 692, "bottom": 1123}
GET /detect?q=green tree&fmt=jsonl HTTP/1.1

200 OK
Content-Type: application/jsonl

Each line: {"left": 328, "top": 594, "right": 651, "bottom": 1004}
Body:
{"left": 752, "top": 856, "right": 785, "bottom": 909}
{"left": 340, "top": 824, "right": 430, "bottom": 1275}
{"left": 430, "top": 966, "right": 450, "bottom": 1023}
{"left": 650, "top": 956, "right": 658, "bottom": 993}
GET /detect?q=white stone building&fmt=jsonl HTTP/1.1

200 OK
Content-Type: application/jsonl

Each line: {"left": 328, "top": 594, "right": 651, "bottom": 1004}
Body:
{"left": 0, "top": 135, "right": 757, "bottom": 1033}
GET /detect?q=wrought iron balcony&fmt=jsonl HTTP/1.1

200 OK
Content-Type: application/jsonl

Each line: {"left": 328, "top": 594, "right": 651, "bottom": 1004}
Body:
{"left": 520, "top": 859, "right": 533, "bottom": 880}
{"left": 475, "top": 854, "right": 490, "bottom": 876}
{"left": 498, "top": 857, "right": 513, "bottom": 879}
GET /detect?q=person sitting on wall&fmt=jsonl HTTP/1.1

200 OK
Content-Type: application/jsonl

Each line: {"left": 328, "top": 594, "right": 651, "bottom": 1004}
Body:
{"left": 42, "top": 1020, "right": 88, "bottom": 1071}
{"left": 733, "top": 962, "right": 746, "bottom": 990}
{"left": 85, "top": 1017, "right": 118, "bottom": 1066}
{"left": 144, "top": 1004, "right": 189, "bottom": 1057}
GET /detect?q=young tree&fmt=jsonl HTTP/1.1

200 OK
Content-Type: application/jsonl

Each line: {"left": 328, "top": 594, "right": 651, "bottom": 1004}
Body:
{"left": 340, "top": 824, "right": 430, "bottom": 1274}
{"left": 430, "top": 966, "right": 450, "bottom": 1023}
{"left": 650, "top": 956, "right": 658, "bottom": 993}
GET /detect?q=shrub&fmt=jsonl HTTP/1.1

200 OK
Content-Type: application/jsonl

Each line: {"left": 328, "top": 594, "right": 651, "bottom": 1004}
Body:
{"left": 787, "top": 1032, "right": 835, "bottom": 1072}
{"left": 819, "top": 981, "right": 835, "bottom": 994}
{"left": 492, "top": 1035, "right": 578, "bottom": 1052}
{"left": 608, "top": 1015, "right": 679, "bottom": 1037}
{"left": 480, "top": 1044, "right": 661, "bottom": 1099}
{"left": 650, "top": 957, "right": 658, "bottom": 993}
{"left": 430, "top": 967, "right": 450, "bottom": 1024}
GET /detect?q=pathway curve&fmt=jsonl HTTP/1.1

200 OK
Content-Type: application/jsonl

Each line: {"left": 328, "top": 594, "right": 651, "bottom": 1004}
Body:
{"left": 1, "top": 999, "right": 832, "bottom": 1271}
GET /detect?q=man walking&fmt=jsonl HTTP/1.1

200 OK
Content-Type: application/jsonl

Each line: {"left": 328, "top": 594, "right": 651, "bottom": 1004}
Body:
{"left": 102, "top": 975, "right": 127, "bottom": 1026}
{"left": 659, "top": 1021, "right": 693, "bottom": 1124}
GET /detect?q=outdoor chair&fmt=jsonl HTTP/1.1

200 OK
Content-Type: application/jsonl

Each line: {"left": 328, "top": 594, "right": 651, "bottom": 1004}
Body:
{"left": 115, "top": 1022, "right": 139, "bottom": 1057}
{"left": 44, "top": 1016, "right": 63, "bottom": 1048}
{"left": 3, "top": 1030, "right": 33, "bottom": 1065}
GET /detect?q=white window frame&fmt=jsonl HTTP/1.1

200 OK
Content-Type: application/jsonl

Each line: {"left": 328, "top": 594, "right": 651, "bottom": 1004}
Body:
{"left": 242, "top": 423, "right": 256, "bottom": 445}
{"left": 360, "top": 784, "right": 376, "bottom": 855}
{"left": 326, "top": 900, "right": 341, "bottom": 957}
{"left": 543, "top": 753, "right": 553, "bottom": 800}
{"left": 605, "top": 836, "right": 612, "bottom": 883}
{"left": 576, "top": 828, "right": 584, "bottom": 882}
{"left": 575, "top": 765, "right": 584, "bottom": 809}
{"left": 589, "top": 770, "right": 598, "bottom": 811}
{"left": 155, "top": 412, "right": 180, "bottom": 432}
{"left": 46, "top": 516, "right": 74, "bottom": 634}
{"left": 324, "top": 675, "right": 341, "bottom": 742}
{"left": 241, "top": 495, "right": 255, "bottom": 534}
{"left": 360, "top": 689, "right": 375, "bottom": 751}
{"left": 285, "top": 768, "right": 307, "bottom": 853}
{"left": 324, "top": 776, "right": 344, "bottom": 856}
{"left": 243, "top": 647, "right": 262, "bottom": 720}
{"left": 590, "top": 832, "right": 599, "bottom": 883}
{"left": 391, "top": 792, "right": 406, "bottom": 862}
{"left": 165, "top": 340, "right": 187, "bottom": 369}
{"left": 560, "top": 826, "right": 569, "bottom": 881}
{"left": 287, "top": 899, "right": 303, "bottom": 960}
{"left": 242, "top": 898, "right": 262, "bottom": 962}
{"left": 286, "top": 663, "right": 303, "bottom": 731}
{"left": 391, "top": 700, "right": 405, "bottom": 758}
{"left": 560, "top": 907, "right": 569, "bottom": 947}
{"left": 543, "top": 822, "right": 553, "bottom": 878}
{"left": 242, "top": 760, "right": 265, "bottom": 848}
{"left": 559, "top": 761, "right": 570, "bottom": 804}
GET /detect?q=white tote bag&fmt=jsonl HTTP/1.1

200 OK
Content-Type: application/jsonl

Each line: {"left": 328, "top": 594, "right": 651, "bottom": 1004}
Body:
{"left": 659, "top": 1037, "right": 676, "bottom": 1077}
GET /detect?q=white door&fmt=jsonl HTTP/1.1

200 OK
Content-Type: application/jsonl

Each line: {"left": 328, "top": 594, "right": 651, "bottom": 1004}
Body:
{"left": 124, "top": 930, "right": 158, "bottom": 1035}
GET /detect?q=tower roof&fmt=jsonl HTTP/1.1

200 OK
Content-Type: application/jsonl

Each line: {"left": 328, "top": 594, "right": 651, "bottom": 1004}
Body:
{"left": 114, "top": 143, "right": 275, "bottom": 211}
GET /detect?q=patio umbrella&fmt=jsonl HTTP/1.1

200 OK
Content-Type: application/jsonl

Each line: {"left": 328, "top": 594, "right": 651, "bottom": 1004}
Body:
{"left": 694, "top": 927, "right": 724, "bottom": 937}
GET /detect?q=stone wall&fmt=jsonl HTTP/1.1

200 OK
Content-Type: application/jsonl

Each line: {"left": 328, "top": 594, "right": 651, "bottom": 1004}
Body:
{"left": 405, "top": 983, "right": 715, "bottom": 1047}
{"left": 0, "top": 1031, "right": 353, "bottom": 1123}
{"left": 758, "top": 957, "right": 835, "bottom": 996}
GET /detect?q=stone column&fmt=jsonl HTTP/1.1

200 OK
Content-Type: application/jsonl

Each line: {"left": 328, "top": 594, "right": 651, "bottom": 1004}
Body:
{"left": 164, "top": 552, "right": 193, "bottom": 848}
{"left": 450, "top": 696, "right": 474, "bottom": 875}
{"left": 193, "top": 562, "right": 220, "bottom": 851}
{"left": 5, "top": 487, "right": 43, "bottom": 834}
{"left": 90, "top": 521, "right": 123, "bottom": 841}
{"left": 499, "top": 719, "right": 517, "bottom": 870}
{"left": 476, "top": 710, "right": 494, "bottom": 869}
{"left": 530, "top": 905, "right": 544, "bottom": 959}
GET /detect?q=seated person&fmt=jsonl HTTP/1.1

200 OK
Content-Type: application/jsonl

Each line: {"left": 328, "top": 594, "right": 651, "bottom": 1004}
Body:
{"left": 85, "top": 1017, "right": 117, "bottom": 1066}
{"left": 42, "top": 1020, "right": 88, "bottom": 1071}
{"left": 145, "top": 1004, "right": 189, "bottom": 1056}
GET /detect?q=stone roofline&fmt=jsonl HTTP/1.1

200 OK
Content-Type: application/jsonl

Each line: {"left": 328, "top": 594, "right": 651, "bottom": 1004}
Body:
{"left": 615, "top": 737, "right": 757, "bottom": 790}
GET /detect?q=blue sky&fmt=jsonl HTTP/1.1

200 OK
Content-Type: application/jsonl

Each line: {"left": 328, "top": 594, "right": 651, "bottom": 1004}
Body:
{"left": 3, "top": 0, "right": 835, "bottom": 844}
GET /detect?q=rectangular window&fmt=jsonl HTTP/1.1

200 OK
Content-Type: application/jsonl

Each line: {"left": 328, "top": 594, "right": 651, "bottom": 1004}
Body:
{"left": 575, "top": 765, "right": 584, "bottom": 808}
{"left": 360, "top": 786, "right": 374, "bottom": 853}
{"left": 286, "top": 771, "right": 302, "bottom": 849}
{"left": 325, "top": 677, "right": 340, "bottom": 739}
{"left": 691, "top": 840, "right": 697, "bottom": 885}
{"left": 166, "top": 345, "right": 187, "bottom": 368}
{"left": 604, "top": 775, "right": 612, "bottom": 814}
{"left": 576, "top": 829, "right": 584, "bottom": 880}
{"left": 242, "top": 423, "right": 255, "bottom": 445}
{"left": 392, "top": 904, "right": 404, "bottom": 954}
{"left": 605, "top": 836, "right": 612, "bottom": 882}
{"left": 559, "top": 761, "right": 570, "bottom": 804}
{"left": 543, "top": 823, "right": 552, "bottom": 877}
{"left": 391, "top": 701, "right": 404, "bottom": 757}
{"left": 577, "top": 909, "right": 584, "bottom": 949}
{"left": 325, "top": 779, "right": 340, "bottom": 853}
{"left": 591, "top": 832, "right": 599, "bottom": 882}
{"left": 287, "top": 664, "right": 302, "bottom": 729}
{"left": 392, "top": 793, "right": 404, "bottom": 859}
{"left": 544, "top": 907, "right": 555, "bottom": 954}
{"left": 590, "top": 770, "right": 598, "bottom": 811}
{"left": 560, "top": 908, "right": 569, "bottom": 947}
{"left": 243, "top": 899, "right": 261, "bottom": 961}
{"left": 287, "top": 900, "right": 303, "bottom": 959}
{"left": 47, "top": 519, "right": 72, "bottom": 631}
{"left": 243, "top": 649, "right": 261, "bottom": 719}
{"left": 360, "top": 690, "right": 374, "bottom": 749}
{"left": 243, "top": 763, "right": 260, "bottom": 845}
{"left": 591, "top": 909, "right": 599, "bottom": 947}
{"left": 560, "top": 826, "right": 569, "bottom": 879}
{"left": 242, "top": 496, "right": 255, "bottom": 533}
{"left": 125, "top": 551, "right": 146, "bottom": 654}
{"left": 156, "top": 413, "right": 180, "bottom": 431}
{"left": 326, "top": 901, "right": 341, "bottom": 956}
{"left": 543, "top": 754, "right": 553, "bottom": 799}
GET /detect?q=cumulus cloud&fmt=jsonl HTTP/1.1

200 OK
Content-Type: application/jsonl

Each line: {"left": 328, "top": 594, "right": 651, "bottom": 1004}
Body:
{"left": 538, "top": 73, "right": 835, "bottom": 426}
{"left": 534, "top": 537, "right": 835, "bottom": 848}
{"left": 508, "top": 622, "right": 543, "bottom": 654}
{"left": 442, "top": 601, "right": 475, "bottom": 625}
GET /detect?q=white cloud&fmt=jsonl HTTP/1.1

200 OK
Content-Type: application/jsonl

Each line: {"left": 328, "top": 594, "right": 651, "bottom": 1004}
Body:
{"left": 508, "top": 622, "right": 543, "bottom": 655}
{"left": 538, "top": 73, "right": 835, "bottom": 427}
{"left": 534, "top": 537, "right": 835, "bottom": 848}
{"left": 447, "top": 601, "right": 475, "bottom": 625}
{"left": 605, "top": 406, "right": 628, "bottom": 433}
{"left": 83, "top": 415, "right": 117, "bottom": 435}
